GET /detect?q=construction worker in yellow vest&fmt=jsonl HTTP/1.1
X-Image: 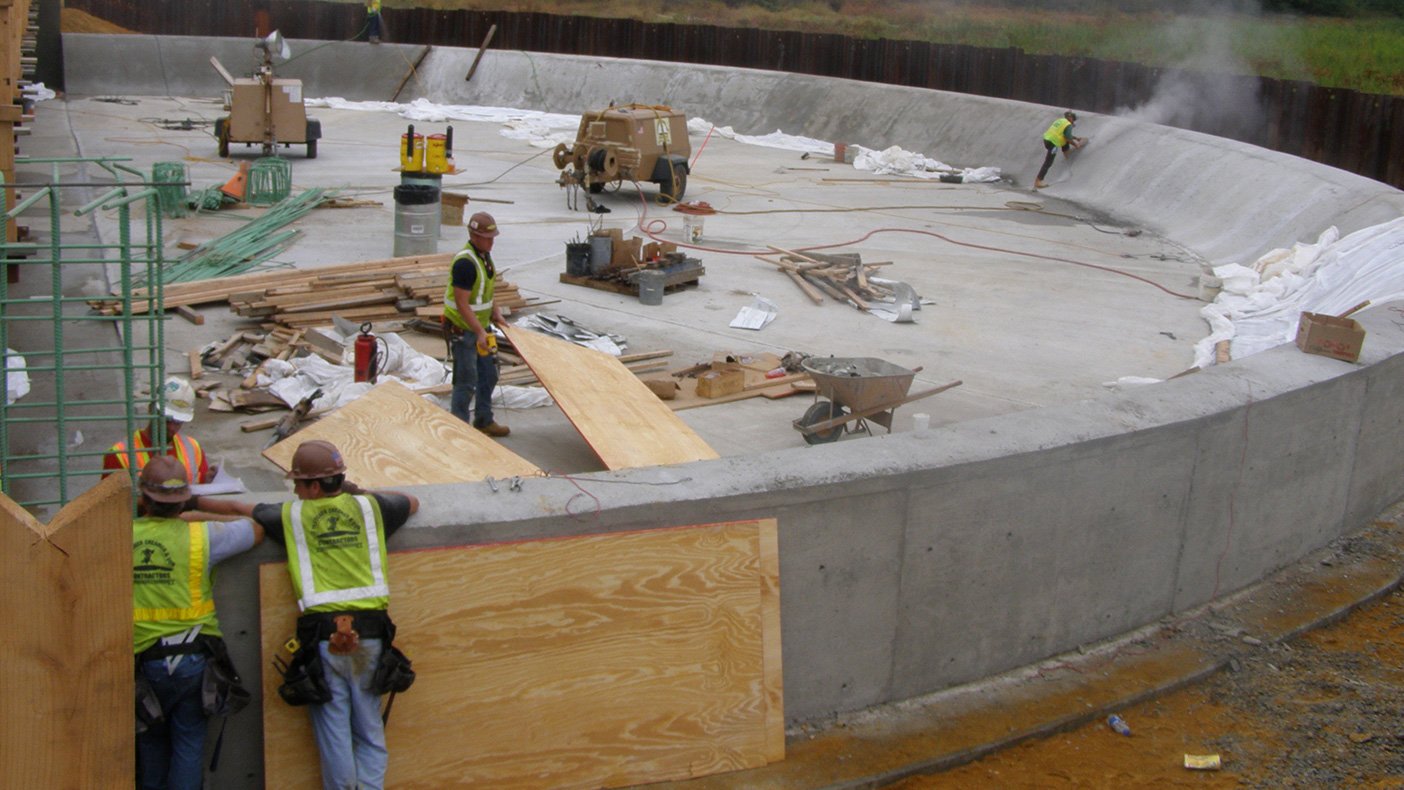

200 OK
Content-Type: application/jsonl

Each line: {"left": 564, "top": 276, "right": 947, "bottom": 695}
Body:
{"left": 1034, "top": 110, "right": 1086, "bottom": 189}
{"left": 442, "top": 211, "right": 510, "bottom": 437}
{"left": 195, "top": 440, "right": 419, "bottom": 790}
{"left": 105, "top": 376, "right": 212, "bottom": 484}
{"left": 365, "top": 0, "right": 382, "bottom": 43}
{"left": 134, "top": 455, "right": 263, "bottom": 790}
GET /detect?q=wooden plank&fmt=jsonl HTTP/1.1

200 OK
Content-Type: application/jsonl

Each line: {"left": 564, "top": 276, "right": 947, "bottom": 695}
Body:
{"left": 262, "top": 379, "right": 538, "bottom": 485}
{"left": 0, "top": 476, "right": 133, "bottom": 788}
{"left": 504, "top": 326, "right": 718, "bottom": 469}
{"left": 188, "top": 348, "right": 204, "bottom": 380}
{"left": 260, "top": 518, "right": 782, "bottom": 790}
{"left": 783, "top": 268, "right": 826, "bottom": 305}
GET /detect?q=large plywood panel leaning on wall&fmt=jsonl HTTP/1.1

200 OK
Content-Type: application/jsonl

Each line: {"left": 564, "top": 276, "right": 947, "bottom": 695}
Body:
{"left": 0, "top": 474, "right": 134, "bottom": 787}
{"left": 263, "top": 379, "right": 539, "bottom": 486}
{"left": 503, "top": 325, "right": 720, "bottom": 469}
{"left": 261, "top": 518, "right": 783, "bottom": 789}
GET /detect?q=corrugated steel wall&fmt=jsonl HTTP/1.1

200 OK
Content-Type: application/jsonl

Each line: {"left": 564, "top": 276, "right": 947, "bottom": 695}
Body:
{"left": 67, "top": 0, "right": 1404, "bottom": 189}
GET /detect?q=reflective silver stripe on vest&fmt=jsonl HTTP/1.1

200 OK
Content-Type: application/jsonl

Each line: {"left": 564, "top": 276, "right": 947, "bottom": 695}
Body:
{"left": 289, "top": 495, "right": 390, "bottom": 612}
{"left": 469, "top": 301, "right": 492, "bottom": 312}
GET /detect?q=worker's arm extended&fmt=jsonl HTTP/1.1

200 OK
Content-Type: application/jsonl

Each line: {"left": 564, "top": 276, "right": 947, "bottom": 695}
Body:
{"left": 343, "top": 479, "right": 419, "bottom": 516}
{"left": 194, "top": 495, "right": 256, "bottom": 519}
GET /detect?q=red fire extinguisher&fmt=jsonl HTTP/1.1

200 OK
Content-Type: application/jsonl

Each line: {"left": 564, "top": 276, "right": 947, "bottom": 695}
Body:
{"left": 354, "top": 322, "right": 387, "bottom": 383}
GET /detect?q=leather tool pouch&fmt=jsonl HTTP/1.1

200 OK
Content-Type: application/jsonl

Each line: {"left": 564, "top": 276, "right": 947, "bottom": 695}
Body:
{"left": 134, "top": 669, "right": 165, "bottom": 734}
{"left": 371, "top": 643, "right": 416, "bottom": 695}
{"left": 199, "top": 636, "right": 251, "bottom": 718}
{"left": 274, "top": 645, "right": 332, "bottom": 707}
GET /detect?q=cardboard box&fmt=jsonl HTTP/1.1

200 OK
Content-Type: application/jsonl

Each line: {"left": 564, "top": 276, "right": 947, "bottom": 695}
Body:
{"left": 441, "top": 192, "right": 468, "bottom": 227}
{"left": 696, "top": 369, "right": 744, "bottom": 399}
{"left": 1296, "top": 311, "right": 1365, "bottom": 362}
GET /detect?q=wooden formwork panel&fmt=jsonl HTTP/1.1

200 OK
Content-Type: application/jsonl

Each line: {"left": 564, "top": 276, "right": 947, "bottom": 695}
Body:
{"left": 0, "top": 475, "right": 133, "bottom": 788}
{"left": 504, "top": 325, "right": 718, "bottom": 470}
{"left": 263, "top": 379, "right": 539, "bottom": 486}
{"left": 260, "top": 518, "right": 783, "bottom": 790}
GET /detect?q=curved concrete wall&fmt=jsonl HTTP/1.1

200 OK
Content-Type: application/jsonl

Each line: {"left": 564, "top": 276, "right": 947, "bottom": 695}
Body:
{"left": 63, "top": 35, "right": 1404, "bottom": 787}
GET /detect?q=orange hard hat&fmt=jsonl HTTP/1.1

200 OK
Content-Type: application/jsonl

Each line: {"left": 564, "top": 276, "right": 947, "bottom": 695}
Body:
{"left": 467, "top": 212, "right": 500, "bottom": 238}
{"left": 286, "top": 440, "right": 347, "bottom": 480}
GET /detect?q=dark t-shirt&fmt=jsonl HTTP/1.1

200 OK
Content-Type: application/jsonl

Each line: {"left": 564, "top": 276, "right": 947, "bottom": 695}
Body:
{"left": 252, "top": 492, "right": 414, "bottom": 547}
{"left": 450, "top": 246, "right": 494, "bottom": 292}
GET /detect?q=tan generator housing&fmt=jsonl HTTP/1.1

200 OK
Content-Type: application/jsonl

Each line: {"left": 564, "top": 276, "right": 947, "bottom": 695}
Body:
{"left": 553, "top": 105, "right": 691, "bottom": 202}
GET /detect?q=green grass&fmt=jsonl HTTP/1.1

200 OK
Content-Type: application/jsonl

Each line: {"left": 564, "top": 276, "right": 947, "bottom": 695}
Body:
{"left": 370, "top": 0, "right": 1404, "bottom": 95}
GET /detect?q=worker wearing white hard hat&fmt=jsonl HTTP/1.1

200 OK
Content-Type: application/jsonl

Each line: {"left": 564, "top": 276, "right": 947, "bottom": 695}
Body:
{"left": 104, "top": 376, "right": 213, "bottom": 484}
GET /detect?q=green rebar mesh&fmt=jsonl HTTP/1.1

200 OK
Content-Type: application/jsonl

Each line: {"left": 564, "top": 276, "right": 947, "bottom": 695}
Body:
{"left": 151, "top": 162, "right": 189, "bottom": 218}
{"left": 246, "top": 157, "right": 292, "bottom": 206}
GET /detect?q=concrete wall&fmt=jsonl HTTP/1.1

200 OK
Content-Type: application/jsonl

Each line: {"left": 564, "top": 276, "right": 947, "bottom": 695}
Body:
{"left": 63, "top": 35, "right": 1404, "bottom": 788}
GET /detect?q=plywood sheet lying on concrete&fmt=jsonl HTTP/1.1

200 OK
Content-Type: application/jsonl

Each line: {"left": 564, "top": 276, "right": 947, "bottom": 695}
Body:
{"left": 262, "top": 379, "right": 538, "bottom": 485}
{"left": 260, "top": 518, "right": 783, "bottom": 790}
{"left": 0, "top": 476, "right": 133, "bottom": 788}
{"left": 504, "top": 325, "right": 719, "bottom": 469}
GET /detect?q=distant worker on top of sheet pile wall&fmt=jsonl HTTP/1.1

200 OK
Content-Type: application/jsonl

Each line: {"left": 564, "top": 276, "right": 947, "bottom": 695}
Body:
{"left": 443, "top": 211, "right": 511, "bottom": 438}
{"left": 1034, "top": 110, "right": 1086, "bottom": 189}
{"left": 105, "top": 376, "right": 214, "bottom": 484}
{"left": 134, "top": 456, "right": 263, "bottom": 790}
{"left": 196, "top": 440, "right": 420, "bottom": 790}
{"left": 366, "top": 0, "right": 382, "bottom": 44}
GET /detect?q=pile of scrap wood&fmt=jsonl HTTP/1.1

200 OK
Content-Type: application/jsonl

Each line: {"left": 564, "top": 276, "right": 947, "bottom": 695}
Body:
{"left": 754, "top": 247, "right": 895, "bottom": 310}
{"left": 87, "top": 252, "right": 553, "bottom": 330}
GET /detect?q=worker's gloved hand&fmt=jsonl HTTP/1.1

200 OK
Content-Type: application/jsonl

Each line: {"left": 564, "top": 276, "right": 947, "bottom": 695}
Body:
{"left": 341, "top": 480, "right": 365, "bottom": 496}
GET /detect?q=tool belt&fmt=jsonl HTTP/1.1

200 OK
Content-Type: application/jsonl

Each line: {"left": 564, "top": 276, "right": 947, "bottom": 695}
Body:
{"left": 134, "top": 634, "right": 250, "bottom": 731}
{"left": 274, "top": 610, "right": 414, "bottom": 706}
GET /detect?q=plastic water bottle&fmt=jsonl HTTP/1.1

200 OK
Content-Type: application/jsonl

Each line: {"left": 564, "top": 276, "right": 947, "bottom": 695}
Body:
{"left": 1107, "top": 714, "right": 1131, "bottom": 736}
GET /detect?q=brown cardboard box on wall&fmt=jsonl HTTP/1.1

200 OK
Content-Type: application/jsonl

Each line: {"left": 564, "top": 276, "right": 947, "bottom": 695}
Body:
{"left": 1296, "top": 311, "right": 1365, "bottom": 362}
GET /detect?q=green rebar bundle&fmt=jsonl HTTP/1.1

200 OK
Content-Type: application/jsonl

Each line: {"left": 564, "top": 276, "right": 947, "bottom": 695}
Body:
{"left": 151, "top": 162, "right": 189, "bottom": 218}
{"left": 149, "top": 187, "right": 338, "bottom": 285}
{"left": 246, "top": 157, "right": 292, "bottom": 206}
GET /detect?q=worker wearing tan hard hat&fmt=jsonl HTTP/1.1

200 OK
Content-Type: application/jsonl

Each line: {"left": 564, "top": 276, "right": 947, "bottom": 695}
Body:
{"left": 195, "top": 439, "right": 420, "bottom": 790}
{"left": 104, "top": 376, "right": 214, "bottom": 484}
{"left": 133, "top": 455, "right": 263, "bottom": 790}
{"left": 442, "top": 211, "right": 510, "bottom": 437}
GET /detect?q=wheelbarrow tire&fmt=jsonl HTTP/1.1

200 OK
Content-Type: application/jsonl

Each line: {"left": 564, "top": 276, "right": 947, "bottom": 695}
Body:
{"left": 800, "top": 400, "right": 847, "bottom": 445}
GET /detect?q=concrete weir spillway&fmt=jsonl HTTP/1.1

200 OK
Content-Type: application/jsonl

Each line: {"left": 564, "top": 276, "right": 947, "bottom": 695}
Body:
{"left": 62, "top": 33, "right": 1404, "bottom": 785}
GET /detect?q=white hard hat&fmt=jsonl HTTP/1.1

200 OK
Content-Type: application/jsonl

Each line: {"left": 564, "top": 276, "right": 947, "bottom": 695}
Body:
{"left": 161, "top": 376, "right": 196, "bottom": 423}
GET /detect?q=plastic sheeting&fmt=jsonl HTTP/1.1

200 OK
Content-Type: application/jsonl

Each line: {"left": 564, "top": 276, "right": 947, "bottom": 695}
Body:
{"left": 1192, "top": 219, "right": 1404, "bottom": 369}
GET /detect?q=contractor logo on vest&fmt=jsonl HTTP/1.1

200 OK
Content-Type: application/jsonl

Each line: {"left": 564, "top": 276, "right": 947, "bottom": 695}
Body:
{"left": 133, "top": 539, "right": 177, "bottom": 583}
{"left": 309, "top": 508, "right": 368, "bottom": 551}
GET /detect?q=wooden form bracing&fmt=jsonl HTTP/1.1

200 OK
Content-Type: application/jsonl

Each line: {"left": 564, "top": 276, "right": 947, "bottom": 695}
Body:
{"left": 504, "top": 324, "right": 719, "bottom": 469}
{"left": 0, "top": 475, "right": 133, "bottom": 788}
{"left": 262, "top": 379, "right": 539, "bottom": 485}
{"left": 260, "top": 518, "right": 783, "bottom": 790}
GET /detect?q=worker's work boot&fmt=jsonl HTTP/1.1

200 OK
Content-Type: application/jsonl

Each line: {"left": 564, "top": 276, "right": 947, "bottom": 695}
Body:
{"left": 1033, "top": 179, "right": 1048, "bottom": 189}
{"left": 476, "top": 422, "right": 510, "bottom": 438}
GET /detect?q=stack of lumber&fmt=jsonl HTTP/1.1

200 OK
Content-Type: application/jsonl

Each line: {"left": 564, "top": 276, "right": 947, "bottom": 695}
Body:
{"left": 755, "top": 246, "right": 895, "bottom": 310}
{"left": 88, "top": 252, "right": 552, "bottom": 330}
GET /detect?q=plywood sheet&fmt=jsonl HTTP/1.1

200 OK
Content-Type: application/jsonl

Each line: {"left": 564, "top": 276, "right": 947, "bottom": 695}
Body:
{"left": 0, "top": 476, "right": 133, "bottom": 788}
{"left": 261, "top": 518, "right": 782, "bottom": 790}
{"left": 262, "top": 379, "right": 539, "bottom": 486}
{"left": 504, "top": 325, "right": 718, "bottom": 469}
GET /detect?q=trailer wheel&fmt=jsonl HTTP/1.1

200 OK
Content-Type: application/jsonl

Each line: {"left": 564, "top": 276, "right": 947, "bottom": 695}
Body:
{"left": 217, "top": 127, "right": 229, "bottom": 158}
{"left": 306, "top": 139, "right": 317, "bottom": 159}
{"left": 798, "top": 400, "right": 846, "bottom": 445}
{"left": 658, "top": 171, "right": 687, "bottom": 203}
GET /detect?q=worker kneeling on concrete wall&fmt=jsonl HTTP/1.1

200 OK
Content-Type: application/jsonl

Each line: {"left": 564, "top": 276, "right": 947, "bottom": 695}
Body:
{"left": 134, "top": 456, "right": 263, "bottom": 790}
{"left": 196, "top": 440, "right": 420, "bottom": 790}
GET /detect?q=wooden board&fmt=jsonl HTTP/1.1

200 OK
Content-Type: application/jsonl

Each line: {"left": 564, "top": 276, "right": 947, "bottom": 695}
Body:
{"left": 262, "top": 380, "right": 538, "bottom": 485}
{"left": 504, "top": 326, "right": 718, "bottom": 469}
{"left": 0, "top": 475, "right": 133, "bottom": 788}
{"left": 260, "top": 518, "right": 783, "bottom": 790}
{"left": 657, "top": 353, "right": 811, "bottom": 411}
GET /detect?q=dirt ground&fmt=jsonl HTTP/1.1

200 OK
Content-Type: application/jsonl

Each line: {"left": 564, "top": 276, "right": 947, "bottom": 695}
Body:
{"left": 889, "top": 569, "right": 1404, "bottom": 788}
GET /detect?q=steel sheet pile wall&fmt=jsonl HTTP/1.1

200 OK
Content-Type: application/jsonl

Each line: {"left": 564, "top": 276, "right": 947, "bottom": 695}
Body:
{"left": 66, "top": 0, "right": 1404, "bottom": 187}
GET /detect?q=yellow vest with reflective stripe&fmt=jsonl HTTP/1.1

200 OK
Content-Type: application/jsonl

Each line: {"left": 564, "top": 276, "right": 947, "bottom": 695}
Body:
{"left": 282, "top": 493, "right": 390, "bottom": 614}
{"left": 1043, "top": 118, "right": 1073, "bottom": 147}
{"left": 443, "top": 244, "right": 496, "bottom": 330}
{"left": 133, "top": 517, "right": 221, "bottom": 654}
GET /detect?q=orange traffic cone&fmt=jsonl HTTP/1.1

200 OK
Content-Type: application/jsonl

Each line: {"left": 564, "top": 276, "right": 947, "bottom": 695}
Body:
{"left": 220, "top": 161, "right": 250, "bottom": 201}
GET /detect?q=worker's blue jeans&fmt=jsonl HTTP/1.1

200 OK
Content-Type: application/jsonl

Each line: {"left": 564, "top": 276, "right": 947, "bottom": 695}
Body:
{"left": 309, "top": 638, "right": 387, "bottom": 790}
{"left": 449, "top": 332, "right": 497, "bottom": 427}
{"left": 137, "top": 655, "right": 209, "bottom": 790}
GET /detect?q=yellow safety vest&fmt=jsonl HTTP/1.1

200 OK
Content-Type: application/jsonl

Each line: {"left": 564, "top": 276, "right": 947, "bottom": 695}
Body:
{"left": 442, "top": 244, "right": 496, "bottom": 330}
{"left": 1043, "top": 118, "right": 1073, "bottom": 148}
{"left": 133, "top": 517, "right": 221, "bottom": 654}
{"left": 109, "top": 430, "right": 205, "bottom": 484}
{"left": 282, "top": 494, "right": 390, "bottom": 614}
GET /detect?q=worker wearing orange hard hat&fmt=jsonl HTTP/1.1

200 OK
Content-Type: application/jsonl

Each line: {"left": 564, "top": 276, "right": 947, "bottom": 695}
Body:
{"left": 442, "top": 211, "right": 510, "bottom": 437}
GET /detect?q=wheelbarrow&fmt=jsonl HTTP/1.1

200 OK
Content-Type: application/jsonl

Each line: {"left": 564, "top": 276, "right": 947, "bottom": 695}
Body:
{"left": 792, "top": 357, "right": 962, "bottom": 445}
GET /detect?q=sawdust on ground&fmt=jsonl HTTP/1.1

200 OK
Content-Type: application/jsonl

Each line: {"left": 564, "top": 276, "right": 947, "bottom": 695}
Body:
{"left": 888, "top": 580, "right": 1404, "bottom": 789}
{"left": 61, "top": 8, "right": 135, "bottom": 35}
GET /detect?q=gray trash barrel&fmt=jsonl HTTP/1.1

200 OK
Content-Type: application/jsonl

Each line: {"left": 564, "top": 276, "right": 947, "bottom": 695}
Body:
{"left": 637, "top": 270, "right": 666, "bottom": 306}
{"left": 393, "top": 184, "right": 441, "bottom": 257}
{"left": 589, "top": 235, "right": 612, "bottom": 274}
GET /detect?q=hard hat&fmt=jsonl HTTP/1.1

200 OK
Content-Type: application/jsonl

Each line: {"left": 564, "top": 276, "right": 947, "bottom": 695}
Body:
{"left": 161, "top": 376, "right": 196, "bottom": 423}
{"left": 1065, "top": 110, "right": 1077, "bottom": 122}
{"left": 286, "top": 440, "right": 347, "bottom": 480}
{"left": 139, "top": 455, "right": 191, "bottom": 502}
{"left": 467, "top": 212, "right": 500, "bottom": 238}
